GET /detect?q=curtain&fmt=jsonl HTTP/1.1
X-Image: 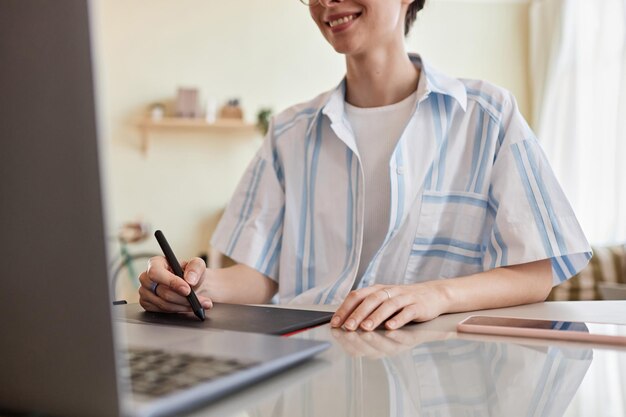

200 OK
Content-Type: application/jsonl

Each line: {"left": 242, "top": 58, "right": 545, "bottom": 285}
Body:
{"left": 530, "top": 0, "right": 626, "bottom": 245}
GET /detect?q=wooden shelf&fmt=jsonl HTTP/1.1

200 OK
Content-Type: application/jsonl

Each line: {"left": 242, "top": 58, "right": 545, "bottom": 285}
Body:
{"left": 137, "top": 117, "right": 259, "bottom": 154}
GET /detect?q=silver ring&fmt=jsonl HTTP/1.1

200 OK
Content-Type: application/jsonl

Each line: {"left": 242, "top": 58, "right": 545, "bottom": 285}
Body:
{"left": 150, "top": 281, "right": 159, "bottom": 295}
{"left": 383, "top": 289, "right": 392, "bottom": 300}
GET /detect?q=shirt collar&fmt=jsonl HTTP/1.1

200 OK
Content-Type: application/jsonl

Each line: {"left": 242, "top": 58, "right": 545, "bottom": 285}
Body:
{"left": 412, "top": 54, "right": 468, "bottom": 112}
{"left": 319, "top": 53, "right": 467, "bottom": 127}
{"left": 320, "top": 79, "right": 347, "bottom": 127}
{"left": 305, "top": 80, "right": 346, "bottom": 138}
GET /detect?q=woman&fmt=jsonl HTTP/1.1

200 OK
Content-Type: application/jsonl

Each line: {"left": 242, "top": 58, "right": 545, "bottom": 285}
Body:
{"left": 139, "top": 0, "right": 591, "bottom": 331}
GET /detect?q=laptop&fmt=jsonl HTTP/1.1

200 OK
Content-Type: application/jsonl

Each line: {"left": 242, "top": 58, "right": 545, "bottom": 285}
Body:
{"left": 0, "top": 1, "right": 329, "bottom": 416}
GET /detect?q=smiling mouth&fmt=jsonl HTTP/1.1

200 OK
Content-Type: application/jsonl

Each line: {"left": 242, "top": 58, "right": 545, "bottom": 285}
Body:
{"left": 326, "top": 13, "right": 361, "bottom": 28}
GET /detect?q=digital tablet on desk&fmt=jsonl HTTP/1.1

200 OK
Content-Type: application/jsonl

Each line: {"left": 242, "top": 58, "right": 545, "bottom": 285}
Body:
{"left": 457, "top": 315, "right": 626, "bottom": 346}
{"left": 119, "top": 303, "right": 334, "bottom": 335}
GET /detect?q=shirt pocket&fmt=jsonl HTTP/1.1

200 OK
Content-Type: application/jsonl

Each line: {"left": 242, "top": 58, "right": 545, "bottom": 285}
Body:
{"left": 405, "top": 191, "right": 489, "bottom": 281}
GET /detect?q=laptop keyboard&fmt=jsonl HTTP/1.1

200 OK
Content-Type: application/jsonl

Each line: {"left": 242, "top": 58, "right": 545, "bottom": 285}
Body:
{"left": 123, "top": 348, "right": 258, "bottom": 397}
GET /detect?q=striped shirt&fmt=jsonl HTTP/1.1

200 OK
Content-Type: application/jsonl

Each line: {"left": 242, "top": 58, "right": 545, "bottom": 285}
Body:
{"left": 211, "top": 54, "right": 592, "bottom": 305}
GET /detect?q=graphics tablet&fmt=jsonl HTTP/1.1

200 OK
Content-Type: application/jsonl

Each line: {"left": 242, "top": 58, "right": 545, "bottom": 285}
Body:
{"left": 120, "top": 303, "right": 334, "bottom": 335}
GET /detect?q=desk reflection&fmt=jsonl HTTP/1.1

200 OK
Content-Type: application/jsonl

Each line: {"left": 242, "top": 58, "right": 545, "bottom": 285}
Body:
{"left": 252, "top": 328, "right": 592, "bottom": 417}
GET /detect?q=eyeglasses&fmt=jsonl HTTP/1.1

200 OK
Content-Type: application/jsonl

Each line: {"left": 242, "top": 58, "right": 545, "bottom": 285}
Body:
{"left": 299, "top": 0, "right": 320, "bottom": 6}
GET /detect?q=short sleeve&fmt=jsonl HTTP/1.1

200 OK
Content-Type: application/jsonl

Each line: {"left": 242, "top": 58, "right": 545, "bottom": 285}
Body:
{"left": 210, "top": 121, "right": 285, "bottom": 280}
{"left": 483, "top": 94, "right": 592, "bottom": 285}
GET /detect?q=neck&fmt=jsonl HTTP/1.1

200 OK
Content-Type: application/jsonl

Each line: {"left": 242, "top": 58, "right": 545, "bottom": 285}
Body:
{"left": 344, "top": 47, "right": 419, "bottom": 108}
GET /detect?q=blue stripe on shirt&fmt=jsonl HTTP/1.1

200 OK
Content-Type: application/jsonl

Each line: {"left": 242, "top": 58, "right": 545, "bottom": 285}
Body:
{"left": 226, "top": 158, "right": 266, "bottom": 254}
{"left": 393, "top": 145, "right": 405, "bottom": 232}
{"left": 551, "top": 258, "right": 568, "bottom": 282}
{"left": 306, "top": 116, "right": 323, "bottom": 291}
{"left": 424, "top": 164, "right": 434, "bottom": 192}
{"left": 410, "top": 249, "right": 483, "bottom": 265}
{"left": 488, "top": 186, "right": 500, "bottom": 211}
{"left": 422, "top": 193, "right": 488, "bottom": 208}
{"left": 497, "top": 120, "right": 506, "bottom": 149}
{"left": 487, "top": 234, "right": 499, "bottom": 268}
{"left": 465, "top": 88, "right": 504, "bottom": 114}
{"left": 486, "top": 186, "right": 508, "bottom": 266}
{"left": 274, "top": 108, "right": 317, "bottom": 138}
{"left": 425, "top": 94, "right": 450, "bottom": 190}
{"left": 467, "top": 109, "right": 486, "bottom": 192}
{"left": 518, "top": 141, "right": 576, "bottom": 281}
{"left": 511, "top": 143, "right": 554, "bottom": 257}
{"left": 272, "top": 148, "right": 284, "bottom": 187}
{"left": 270, "top": 125, "right": 285, "bottom": 188}
{"left": 437, "top": 95, "right": 453, "bottom": 191}
{"left": 493, "top": 222, "right": 508, "bottom": 266}
{"left": 431, "top": 94, "right": 444, "bottom": 146}
{"left": 413, "top": 237, "right": 481, "bottom": 253}
{"left": 255, "top": 205, "right": 285, "bottom": 272}
{"left": 296, "top": 123, "right": 314, "bottom": 296}
{"left": 523, "top": 140, "right": 575, "bottom": 276}
{"left": 474, "top": 116, "right": 495, "bottom": 193}
{"left": 264, "top": 237, "right": 282, "bottom": 277}
{"left": 430, "top": 94, "right": 444, "bottom": 190}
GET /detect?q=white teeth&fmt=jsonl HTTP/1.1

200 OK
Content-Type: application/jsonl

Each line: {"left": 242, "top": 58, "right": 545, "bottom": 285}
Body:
{"left": 328, "top": 14, "right": 356, "bottom": 28}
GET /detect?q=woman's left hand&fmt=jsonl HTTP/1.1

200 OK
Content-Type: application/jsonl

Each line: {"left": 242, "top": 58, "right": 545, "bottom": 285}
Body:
{"left": 330, "top": 282, "right": 450, "bottom": 331}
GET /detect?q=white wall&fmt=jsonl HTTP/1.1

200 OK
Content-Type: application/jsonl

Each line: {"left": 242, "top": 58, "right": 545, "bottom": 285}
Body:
{"left": 93, "top": 0, "right": 531, "bottom": 262}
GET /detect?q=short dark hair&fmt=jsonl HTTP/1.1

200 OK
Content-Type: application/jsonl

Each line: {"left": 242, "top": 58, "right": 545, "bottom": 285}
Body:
{"left": 405, "top": 0, "right": 426, "bottom": 36}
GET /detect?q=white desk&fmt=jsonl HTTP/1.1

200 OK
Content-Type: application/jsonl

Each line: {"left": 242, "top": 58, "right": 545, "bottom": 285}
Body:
{"left": 183, "top": 301, "right": 626, "bottom": 417}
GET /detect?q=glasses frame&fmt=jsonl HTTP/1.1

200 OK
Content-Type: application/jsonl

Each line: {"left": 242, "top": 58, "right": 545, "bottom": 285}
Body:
{"left": 299, "top": 0, "right": 320, "bottom": 6}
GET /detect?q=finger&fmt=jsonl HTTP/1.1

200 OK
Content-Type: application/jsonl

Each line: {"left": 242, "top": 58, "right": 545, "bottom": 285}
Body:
{"left": 385, "top": 304, "right": 425, "bottom": 330}
{"left": 139, "top": 299, "right": 161, "bottom": 313}
{"left": 149, "top": 255, "right": 174, "bottom": 272}
{"left": 156, "top": 285, "right": 194, "bottom": 306}
{"left": 360, "top": 295, "right": 411, "bottom": 331}
{"left": 138, "top": 271, "right": 151, "bottom": 288}
{"left": 183, "top": 257, "right": 206, "bottom": 286}
{"left": 343, "top": 288, "right": 392, "bottom": 331}
{"left": 197, "top": 295, "right": 213, "bottom": 310}
{"left": 331, "top": 285, "right": 383, "bottom": 328}
{"left": 139, "top": 299, "right": 193, "bottom": 315}
{"left": 150, "top": 282, "right": 213, "bottom": 310}
{"left": 146, "top": 256, "right": 191, "bottom": 296}
{"left": 139, "top": 270, "right": 163, "bottom": 290}
{"left": 140, "top": 270, "right": 213, "bottom": 309}
{"left": 138, "top": 286, "right": 192, "bottom": 313}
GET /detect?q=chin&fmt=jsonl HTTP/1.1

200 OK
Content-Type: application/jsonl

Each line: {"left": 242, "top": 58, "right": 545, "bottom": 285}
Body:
{"left": 326, "top": 39, "right": 360, "bottom": 55}
{"left": 331, "top": 45, "right": 351, "bottom": 54}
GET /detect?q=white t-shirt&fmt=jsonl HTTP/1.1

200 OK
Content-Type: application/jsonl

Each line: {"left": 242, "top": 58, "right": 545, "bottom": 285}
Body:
{"left": 345, "top": 91, "right": 418, "bottom": 283}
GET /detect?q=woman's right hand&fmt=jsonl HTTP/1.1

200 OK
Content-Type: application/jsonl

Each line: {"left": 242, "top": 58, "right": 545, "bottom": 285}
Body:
{"left": 138, "top": 256, "right": 213, "bottom": 313}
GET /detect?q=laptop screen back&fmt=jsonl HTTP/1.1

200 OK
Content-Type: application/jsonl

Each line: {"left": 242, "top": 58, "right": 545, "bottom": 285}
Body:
{"left": 0, "top": 1, "right": 121, "bottom": 416}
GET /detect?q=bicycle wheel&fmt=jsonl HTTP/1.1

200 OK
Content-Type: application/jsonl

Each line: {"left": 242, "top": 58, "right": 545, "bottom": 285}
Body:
{"left": 110, "top": 253, "right": 157, "bottom": 303}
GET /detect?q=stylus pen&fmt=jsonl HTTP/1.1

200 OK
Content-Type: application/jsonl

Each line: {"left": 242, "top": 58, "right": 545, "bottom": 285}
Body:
{"left": 154, "top": 230, "right": 206, "bottom": 321}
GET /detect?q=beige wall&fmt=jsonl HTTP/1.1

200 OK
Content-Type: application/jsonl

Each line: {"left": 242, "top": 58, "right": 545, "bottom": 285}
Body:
{"left": 93, "top": 0, "right": 530, "bottom": 261}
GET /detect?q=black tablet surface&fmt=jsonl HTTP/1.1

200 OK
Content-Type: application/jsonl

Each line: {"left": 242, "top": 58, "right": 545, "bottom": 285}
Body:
{"left": 119, "top": 302, "right": 334, "bottom": 335}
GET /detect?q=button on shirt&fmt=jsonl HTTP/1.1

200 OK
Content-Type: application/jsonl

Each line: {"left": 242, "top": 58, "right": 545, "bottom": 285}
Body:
{"left": 211, "top": 54, "right": 592, "bottom": 305}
